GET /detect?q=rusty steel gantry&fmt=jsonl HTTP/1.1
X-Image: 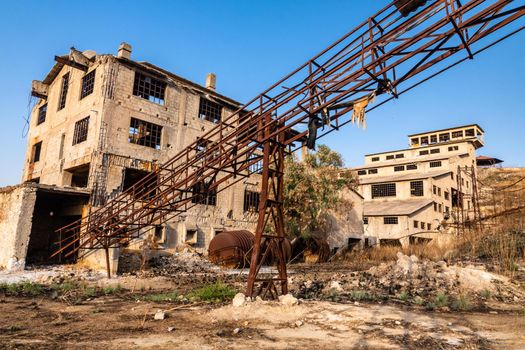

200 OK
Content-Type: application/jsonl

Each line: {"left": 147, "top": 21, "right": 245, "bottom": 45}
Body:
{"left": 52, "top": 0, "right": 525, "bottom": 298}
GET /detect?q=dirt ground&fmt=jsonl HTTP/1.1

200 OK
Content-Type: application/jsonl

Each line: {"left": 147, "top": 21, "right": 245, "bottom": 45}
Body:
{"left": 0, "top": 294, "right": 523, "bottom": 350}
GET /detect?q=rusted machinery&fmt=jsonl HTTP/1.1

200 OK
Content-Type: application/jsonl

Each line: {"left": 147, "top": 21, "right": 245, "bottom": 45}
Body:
{"left": 52, "top": 0, "right": 525, "bottom": 298}
{"left": 208, "top": 230, "right": 292, "bottom": 268}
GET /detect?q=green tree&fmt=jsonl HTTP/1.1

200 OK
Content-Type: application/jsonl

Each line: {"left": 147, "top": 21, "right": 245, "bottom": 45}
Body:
{"left": 283, "top": 145, "right": 357, "bottom": 241}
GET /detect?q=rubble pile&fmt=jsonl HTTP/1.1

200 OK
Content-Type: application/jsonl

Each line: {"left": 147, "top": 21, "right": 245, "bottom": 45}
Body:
{"left": 294, "top": 252, "right": 525, "bottom": 306}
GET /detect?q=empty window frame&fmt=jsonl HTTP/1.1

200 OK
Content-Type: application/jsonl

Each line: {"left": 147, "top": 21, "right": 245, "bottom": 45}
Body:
{"left": 465, "top": 128, "right": 475, "bottom": 137}
{"left": 191, "top": 180, "right": 217, "bottom": 206}
{"left": 129, "top": 118, "right": 162, "bottom": 149}
{"left": 406, "top": 164, "right": 417, "bottom": 170}
{"left": 371, "top": 157, "right": 380, "bottom": 162}
{"left": 438, "top": 187, "right": 442, "bottom": 196}
{"left": 31, "top": 141, "right": 42, "bottom": 163}
{"left": 444, "top": 191, "right": 450, "bottom": 200}
{"left": 37, "top": 104, "right": 47, "bottom": 125}
{"left": 448, "top": 145, "right": 459, "bottom": 151}
{"left": 427, "top": 223, "right": 431, "bottom": 230}
{"left": 434, "top": 202, "right": 438, "bottom": 211}
{"left": 430, "top": 135, "right": 438, "bottom": 143}
{"left": 386, "top": 155, "right": 395, "bottom": 160}
{"left": 357, "top": 170, "right": 367, "bottom": 175}
{"left": 198, "top": 97, "right": 222, "bottom": 123}
{"left": 429, "top": 161, "right": 442, "bottom": 168}
{"left": 363, "top": 217, "right": 369, "bottom": 225}
{"left": 445, "top": 206, "right": 450, "bottom": 213}
{"left": 248, "top": 153, "right": 263, "bottom": 174}
{"left": 411, "top": 137, "right": 419, "bottom": 145}
{"left": 420, "top": 221, "right": 425, "bottom": 229}
{"left": 243, "top": 190, "right": 260, "bottom": 212}
{"left": 80, "top": 69, "right": 96, "bottom": 99}
{"left": 439, "top": 133, "right": 450, "bottom": 142}
{"left": 438, "top": 203, "right": 442, "bottom": 212}
{"left": 394, "top": 165, "right": 405, "bottom": 172}
{"left": 395, "top": 153, "right": 404, "bottom": 159}
{"left": 419, "top": 150, "right": 429, "bottom": 155}
{"left": 58, "top": 73, "right": 70, "bottom": 110}
{"left": 133, "top": 72, "right": 166, "bottom": 105}
{"left": 384, "top": 216, "right": 398, "bottom": 225}
{"left": 413, "top": 220, "right": 418, "bottom": 228}
{"left": 72, "top": 116, "right": 90, "bottom": 145}
{"left": 430, "top": 148, "right": 440, "bottom": 154}
{"left": 371, "top": 183, "right": 396, "bottom": 198}
{"left": 420, "top": 136, "right": 429, "bottom": 145}
{"left": 433, "top": 185, "right": 437, "bottom": 194}
{"left": 452, "top": 130, "right": 463, "bottom": 138}
{"left": 368, "top": 169, "right": 378, "bottom": 174}
{"left": 410, "top": 181, "right": 424, "bottom": 197}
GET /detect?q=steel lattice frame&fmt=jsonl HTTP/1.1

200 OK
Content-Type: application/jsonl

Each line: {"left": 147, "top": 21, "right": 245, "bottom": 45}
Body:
{"left": 51, "top": 0, "right": 525, "bottom": 292}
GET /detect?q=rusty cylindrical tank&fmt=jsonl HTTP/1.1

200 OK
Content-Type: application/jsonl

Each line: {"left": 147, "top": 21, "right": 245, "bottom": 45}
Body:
{"left": 208, "top": 230, "right": 292, "bottom": 268}
{"left": 208, "top": 230, "right": 254, "bottom": 268}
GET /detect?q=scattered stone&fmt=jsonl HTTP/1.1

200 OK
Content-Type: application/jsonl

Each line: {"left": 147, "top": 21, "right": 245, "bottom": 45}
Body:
{"left": 167, "top": 327, "right": 175, "bottom": 332}
{"left": 154, "top": 310, "right": 166, "bottom": 320}
{"left": 394, "top": 321, "right": 401, "bottom": 325}
{"left": 326, "top": 280, "right": 343, "bottom": 292}
{"left": 232, "top": 293, "right": 246, "bottom": 307}
{"left": 295, "top": 320, "right": 303, "bottom": 327}
{"left": 279, "top": 294, "right": 298, "bottom": 306}
{"left": 233, "top": 328, "right": 241, "bottom": 334}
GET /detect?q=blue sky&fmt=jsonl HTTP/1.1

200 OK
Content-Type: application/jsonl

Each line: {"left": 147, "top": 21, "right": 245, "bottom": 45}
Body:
{"left": 0, "top": 0, "right": 524, "bottom": 186}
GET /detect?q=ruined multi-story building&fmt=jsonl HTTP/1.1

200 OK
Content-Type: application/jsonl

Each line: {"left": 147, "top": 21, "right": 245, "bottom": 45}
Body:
{"left": 1, "top": 43, "right": 266, "bottom": 270}
{"left": 353, "top": 124, "right": 484, "bottom": 246}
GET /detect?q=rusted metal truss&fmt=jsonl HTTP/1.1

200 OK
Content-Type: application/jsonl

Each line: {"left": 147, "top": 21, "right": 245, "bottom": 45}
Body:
{"left": 52, "top": 0, "right": 525, "bottom": 292}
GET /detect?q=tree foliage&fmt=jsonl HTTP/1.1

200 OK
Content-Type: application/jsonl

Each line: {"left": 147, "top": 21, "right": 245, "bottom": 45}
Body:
{"left": 283, "top": 145, "right": 357, "bottom": 240}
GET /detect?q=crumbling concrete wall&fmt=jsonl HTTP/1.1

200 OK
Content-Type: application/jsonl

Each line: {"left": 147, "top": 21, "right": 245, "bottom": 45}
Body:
{"left": 0, "top": 185, "right": 37, "bottom": 270}
{"left": 326, "top": 189, "right": 364, "bottom": 250}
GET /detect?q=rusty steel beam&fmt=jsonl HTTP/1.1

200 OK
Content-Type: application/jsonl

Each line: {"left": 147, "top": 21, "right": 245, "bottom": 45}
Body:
{"left": 51, "top": 0, "right": 524, "bottom": 288}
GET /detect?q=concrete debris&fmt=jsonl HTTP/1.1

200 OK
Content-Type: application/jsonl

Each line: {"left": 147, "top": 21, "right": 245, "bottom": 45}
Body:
{"left": 325, "top": 280, "right": 343, "bottom": 293}
{"left": 233, "top": 328, "right": 240, "bottom": 334}
{"left": 295, "top": 320, "right": 304, "bottom": 327}
{"left": 278, "top": 294, "right": 298, "bottom": 306}
{"left": 232, "top": 293, "right": 246, "bottom": 307}
{"left": 154, "top": 310, "right": 166, "bottom": 320}
{"left": 167, "top": 327, "right": 175, "bottom": 332}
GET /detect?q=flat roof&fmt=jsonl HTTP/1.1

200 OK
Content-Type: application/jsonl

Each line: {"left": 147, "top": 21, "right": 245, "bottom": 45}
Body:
{"left": 364, "top": 139, "right": 476, "bottom": 157}
{"left": 364, "top": 199, "right": 433, "bottom": 216}
{"left": 354, "top": 153, "right": 468, "bottom": 170}
{"left": 407, "top": 124, "right": 484, "bottom": 137}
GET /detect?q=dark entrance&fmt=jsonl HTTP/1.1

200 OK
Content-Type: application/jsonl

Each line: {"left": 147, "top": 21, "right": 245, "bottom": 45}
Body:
{"left": 26, "top": 188, "right": 89, "bottom": 265}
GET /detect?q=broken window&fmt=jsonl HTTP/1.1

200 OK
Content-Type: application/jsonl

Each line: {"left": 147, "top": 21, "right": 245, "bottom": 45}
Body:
{"left": 395, "top": 153, "right": 404, "bottom": 159}
{"left": 438, "top": 187, "right": 442, "bottom": 196}
{"left": 438, "top": 203, "right": 442, "bottom": 212}
{"left": 430, "top": 148, "right": 440, "bottom": 154}
{"left": 430, "top": 135, "right": 437, "bottom": 143}
{"left": 419, "top": 150, "right": 429, "bottom": 156}
{"left": 433, "top": 185, "right": 437, "bottom": 194}
{"left": 410, "top": 138, "right": 419, "bottom": 146}
{"left": 465, "top": 129, "right": 475, "bottom": 137}
{"left": 406, "top": 164, "right": 417, "bottom": 170}
{"left": 420, "top": 222, "right": 425, "bottom": 229}
{"left": 444, "top": 191, "right": 450, "bottom": 200}
{"left": 451, "top": 131, "right": 463, "bottom": 138}
{"left": 133, "top": 71, "right": 166, "bottom": 105}
{"left": 37, "top": 104, "right": 47, "bottom": 125}
{"left": 368, "top": 169, "right": 378, "bottom": 174}
{"left": 413, "top": 220, "right": 418, "bottom": 228}
{"left": 248, "top": 153, "right": 263, "bottom": 174}
{"left": 420, "top": 136, "right": 429, "bottom": 145}
{"left": 123, "top": 168, "right": 158, "bottom": 200}
{"left": 58, "top": 73, "right": 69, "bottom": 110}
{"left": 445, "top": 206, "right": 450, "bottom": 213}
{"left": 383, "top": 217, "right": 398, "bottom": 225}
{"left": 191, "top": 180, "right": 217, "bottom": 206}
{"left": 80, "top": 69, "right": 96, "bottom": 99}
{"left": 427, "top": 223, "right": 431, "bottom": 230}
{"left": 72, "top": 116, "right": 90, "bottom": 145}
{"left": 434, "top": 202, "right": 438, "bottom": 211}
{"left": 198, "top": 97, "right": 222, "bottom": 123}
{"left": 410, "top": 181, "right": 423, "bottom": 196}
{"left": 394, "top": 165, "right": 405, "bottom": 172}
{"left": 429, "top": 161, "right": 442, "bottom": 168}
{"left": 363, "top": 217, "right": 369, "bottom": 225}
{"left": 357, "top": 170, "right": 367, "bottom": 175}
{"left": 129, "top": 118, "right": 162, "bottom": 149}
{"left": 371, "top": 183, "right": 396, "bottom": 198}
{"left": 371, "top": 157, "right": 380, "bottom": 162}
{"left": 243, "top": 190, "right": 260, "bottom": 212}
{"left": 386, "top": 155, "right": 395, "bottom": 160}
{"left": 439, "top": 133, "right": 450, "bottom": 142}
{"left": 31, "top": 141, "right": 42, "bottom": 163}
{"left": 448, "top": 146, "right": 459, "bottom": 151}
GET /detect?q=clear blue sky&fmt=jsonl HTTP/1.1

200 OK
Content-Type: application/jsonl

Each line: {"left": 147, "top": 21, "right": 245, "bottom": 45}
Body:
{"left": 0, "top": 0, "right": 524, "bottom": 186}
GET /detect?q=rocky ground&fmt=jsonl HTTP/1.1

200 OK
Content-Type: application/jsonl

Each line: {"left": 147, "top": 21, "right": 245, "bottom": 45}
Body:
{"left": 0, "top": 250, "right": 524, "bottom": 349}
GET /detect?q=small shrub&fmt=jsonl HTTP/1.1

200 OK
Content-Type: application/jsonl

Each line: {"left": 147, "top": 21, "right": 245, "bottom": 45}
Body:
{"left": 480, "top": 289, "right": 492, "bottom": 299}
{"left": 0, "top": 282, "right": 45, "bottom": 296}
{"left": 142, "top": 291, "right": 179, "bottom": 302}
{"left": 83, "top": 287, "right": 98, "bottom": 298}
{"left": 350, "top": 290, "right": 375, "bottom": 301}
{"left": 434, "top": 292, "right": 449, "bottom": 308}
{"left": 425, "top": 302, "right": 436, "bottom": 311}
{"left": 51, "top": 281, "right": 78, "bottom": 293}
{"left": 398, "top": 291, "right": 410, "bottom": 301}
{"left": 188, "top": 282, "right": 236, "bottom": 302}
{"left": 103, "top": 285, "right": 123, "bottom": 295}
{"left": 451, "top": 294, "right": 472, "bottom": 311}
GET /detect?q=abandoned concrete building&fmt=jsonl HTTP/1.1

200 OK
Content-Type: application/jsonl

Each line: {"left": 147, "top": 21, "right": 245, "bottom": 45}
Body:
{"left": 0, "top": 43, "right": 365, "bottom": 271}
{"left": 352, "top": 124, "right": 484, "bottom": 247}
